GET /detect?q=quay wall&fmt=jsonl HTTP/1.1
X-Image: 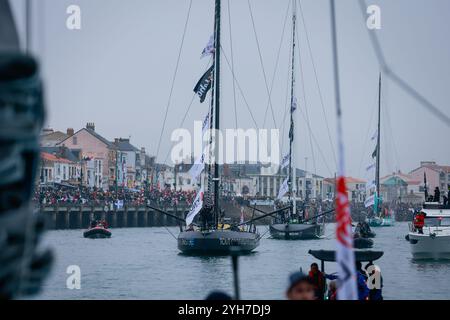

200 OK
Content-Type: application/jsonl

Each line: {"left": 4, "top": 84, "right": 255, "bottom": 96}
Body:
{"left": 39, "top": 205, "right": 189, "bottom": 230}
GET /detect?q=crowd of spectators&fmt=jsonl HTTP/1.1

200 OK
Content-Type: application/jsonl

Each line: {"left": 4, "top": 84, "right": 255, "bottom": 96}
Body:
{"left": 33, "top": 185, "right": 196, "bottom": 208}
{"left": 33, "top": 184, "right": 422, "bottom": 221}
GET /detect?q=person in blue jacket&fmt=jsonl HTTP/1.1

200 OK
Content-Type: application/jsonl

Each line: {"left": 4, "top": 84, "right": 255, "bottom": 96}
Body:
{"left": 356, "top": 261, "right": 369, "bottom": 300}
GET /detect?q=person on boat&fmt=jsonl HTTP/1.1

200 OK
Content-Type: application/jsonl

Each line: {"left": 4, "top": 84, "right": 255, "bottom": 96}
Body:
{"left": 356, "top": 261, "right": 369, "bottom": 301}
{"left": 100, "top": 219, "right": 108, "bottom": 228}
{"left": 90, "top": 220, "right": 97, "bottom": 228}
{"left": 286, "top": 272, "right": 316, "bottom": 300}
{"left": 365, "top": 262, "right": 383, "bottom": 300}
{"left": 308, "top": 263, "right": 326, "bottom": 300}
{"left": 447, "top": 187, "right": 450, "bottom": 207}
{"left": 327, "top": 281, "right": 337, "bottom": 300}
{"left": 434, "top": 187, "right": 440, "bottom": 202}
{"left": 414, "top": 211, "right": 426, "bottom": 234}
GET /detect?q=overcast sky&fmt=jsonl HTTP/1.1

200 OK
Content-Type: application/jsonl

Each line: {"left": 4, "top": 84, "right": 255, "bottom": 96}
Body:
{"left": 10, "top": 0, "right": 450, "bottom": 178}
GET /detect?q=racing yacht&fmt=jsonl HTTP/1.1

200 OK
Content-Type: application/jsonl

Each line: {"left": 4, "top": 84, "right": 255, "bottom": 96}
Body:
{"left": 406, "top": 202, "right": 450, "bottom": 260}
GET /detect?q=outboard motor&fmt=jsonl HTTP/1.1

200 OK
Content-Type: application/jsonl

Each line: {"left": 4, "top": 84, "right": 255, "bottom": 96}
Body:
{"left": 0, "top": 53, "right": 53, "bottom": 299}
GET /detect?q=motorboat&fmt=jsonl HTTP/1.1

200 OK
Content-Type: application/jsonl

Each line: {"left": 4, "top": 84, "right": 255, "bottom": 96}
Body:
{"left": 406, "top": 202, "right": 450, "bottom": 260}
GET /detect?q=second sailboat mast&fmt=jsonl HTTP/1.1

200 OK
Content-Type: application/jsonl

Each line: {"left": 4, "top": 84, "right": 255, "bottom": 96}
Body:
{"left": 375, "top": 73, "right": 381, "bottom": 213}
{"left": 213, "top": 0, "right": 221, "bottom": 224}
{"left": 288, "top": 0, "right": 297, "bottom": 217}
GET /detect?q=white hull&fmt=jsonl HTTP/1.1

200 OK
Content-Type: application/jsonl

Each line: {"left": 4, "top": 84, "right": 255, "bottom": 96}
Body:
{"left": 408, "top": 231, "right": 450, "bottom": 260}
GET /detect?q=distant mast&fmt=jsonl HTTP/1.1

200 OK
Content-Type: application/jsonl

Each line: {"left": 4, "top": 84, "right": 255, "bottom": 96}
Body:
{"left": 375, "top": 72, "right": 381, "bottom": 214}
{"left": 288, "top": 0, "right": 297, "bottom": 218}
{"left": 213, "top": 0, "right": 221, "bottom": 226}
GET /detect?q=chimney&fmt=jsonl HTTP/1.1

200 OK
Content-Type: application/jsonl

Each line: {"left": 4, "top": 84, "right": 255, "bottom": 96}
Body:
{"left": 86, "top": 122, "right": 95, "bottom": 131}
{"left": 67, "top": 128, "right": 74, "bottom": 136}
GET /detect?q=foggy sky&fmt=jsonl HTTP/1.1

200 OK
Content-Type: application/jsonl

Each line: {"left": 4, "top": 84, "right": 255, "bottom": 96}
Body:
{"left": 10, "top": 0, "right": 450, "bottom": 178}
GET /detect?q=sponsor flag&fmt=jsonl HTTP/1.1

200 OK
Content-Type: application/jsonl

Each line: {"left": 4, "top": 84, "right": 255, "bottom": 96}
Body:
{"left": 281, "top": 152, "right": 290, "bottom": 169}
{"left": 189, "top": 151, "right": 207, "bottom": 182}
{"left": 202, "top": 111, "right": 210, "bottom": 136}
{"left": 277, "top": 177, "right": 289, "bottom": 200}
{"left": 371, "top": 147, "right": 377, "bottom": 159}
{"left": 364, "top": 194, "right": 375, "bottom": 208}
{"left": 193, "top": 64, "right": 214, "bottom": 103}
{"left": 200, "top": 34, "right": 215, "bottom": 59}
{"left": 371, "top": 129, "right": 378, "bottom": 141}
{"left": 291, "top": 97, "right": 298, "bottom": 113}
{"left": 366, "top": 179, "right": 376, "bottom": 191}
{"left": 366, "top": 162, "right": 375, "bottom": 172}
{"left": 185, "top": 187, "right": 204, "bottom": 226}
{"left": 289, "top": 120, "right": 294, "bottom": 142}
{"left": 336, "top": 176, "right": 358, "bottom": 300}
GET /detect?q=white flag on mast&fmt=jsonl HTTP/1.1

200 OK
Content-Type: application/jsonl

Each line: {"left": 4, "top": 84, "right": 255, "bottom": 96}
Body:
{"left": 281, "top": 152, "right": 290, "bottom": 169}
{"left": 364, "top": 194, "right": 375, "bottom": 208}
{"left": 277, "top": 177, "right": 289, "bottom": 200}
{"left": 371, "top": 129, "right": 378, "bottom": 141}
{"left": 200, "top": 34, "right": 215, "bottom": 59}
{"left": 189, "top": 151, "right": 207, "bottom": 182}
{"left": 202, "top": 111, "right": 210, "bottom": 136}
{"left": 185, "top": 186, "right": 204, "bottom": 226}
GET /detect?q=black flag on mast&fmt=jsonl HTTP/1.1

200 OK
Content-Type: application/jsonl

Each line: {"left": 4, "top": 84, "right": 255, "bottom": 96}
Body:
{"left": 371, "top": 147, "right": 377, "bottom": 159}
{"left": 193, "top": 64, "right": 214, "bottom": 103}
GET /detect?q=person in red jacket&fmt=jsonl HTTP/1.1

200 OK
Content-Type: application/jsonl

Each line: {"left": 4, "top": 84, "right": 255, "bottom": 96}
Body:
{"left": 414, "top": 211, "right": 426, "bottom": 234}
{"left": 308, "top": 263, "right": 326, "bottom": 300}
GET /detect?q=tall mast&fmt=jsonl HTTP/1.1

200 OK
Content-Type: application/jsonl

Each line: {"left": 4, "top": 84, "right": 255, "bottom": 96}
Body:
{"left": 288, "top": 0, "right": 297, "bottom": 218}
{"left": 213, "top": 0, "right": 221, "bottom": 224}
{"left": 375, "top": 72, "right": 381, "bottom": 213}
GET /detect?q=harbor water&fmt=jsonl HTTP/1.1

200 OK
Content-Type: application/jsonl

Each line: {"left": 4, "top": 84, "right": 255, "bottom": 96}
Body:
{"left": 34, "top": 222, "right": 450, "bottom": 300}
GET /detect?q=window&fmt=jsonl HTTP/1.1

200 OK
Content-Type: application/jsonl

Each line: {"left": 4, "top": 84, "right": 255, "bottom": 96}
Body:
{"left": 425, "top": 217, "right": 450, "bottom": 227}
{"left": 72, "top": 136, "right": 77, "bottom": 145}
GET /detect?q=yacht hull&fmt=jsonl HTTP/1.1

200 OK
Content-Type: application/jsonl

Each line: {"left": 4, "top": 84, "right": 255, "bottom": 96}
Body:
{"left": 408, "top": 232, "right": 450, "bottom": 260}
{"left": 269, "top": 223, "right": 325, "bottom": 240}
{"left": 178, "top": 230, "right": 259, "bottom": 255}
{"left": 367, "top": 217, "right": 394, "bottom": 227}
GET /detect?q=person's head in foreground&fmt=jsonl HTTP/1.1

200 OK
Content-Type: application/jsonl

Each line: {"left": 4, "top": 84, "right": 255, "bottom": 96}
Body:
{"left": 286, "top": 272, "right": 316, "bottom": 300}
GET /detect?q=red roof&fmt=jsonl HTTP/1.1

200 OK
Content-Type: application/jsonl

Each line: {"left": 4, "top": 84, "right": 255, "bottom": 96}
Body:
{"left": 41, "top": 152, "right": 73, "bottom": 164}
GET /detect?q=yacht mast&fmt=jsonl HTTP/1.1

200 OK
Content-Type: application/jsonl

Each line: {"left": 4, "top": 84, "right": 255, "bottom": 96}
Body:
{"left": 288, "top": 0, "right": 297, "bottom": 218}
{"left": 213, "top": 0, "right": 221, "bottom": 226}
{"left": 375, "top": 72, "right": 381, "bottom": 215}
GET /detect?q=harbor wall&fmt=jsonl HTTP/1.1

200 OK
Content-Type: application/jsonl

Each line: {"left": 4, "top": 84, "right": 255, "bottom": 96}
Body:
{"left": 39, "top": 205, "right": 188, "bottom": 230}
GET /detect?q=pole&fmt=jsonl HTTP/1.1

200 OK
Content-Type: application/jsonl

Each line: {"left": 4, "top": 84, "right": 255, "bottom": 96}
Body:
{"left": 213, "top": 0, "right": 221, "bottom": 226}
{"left": 288, "top": 0, "right": 297, "bottom": 219}
{"left": 375, "top": 73, "right": 382, "bottom": 214}
{"left": 116, "top": 151, "right": 119, "bottom": 201}
{"left": 231, "top": 251, "right": 240, "bottom": 300}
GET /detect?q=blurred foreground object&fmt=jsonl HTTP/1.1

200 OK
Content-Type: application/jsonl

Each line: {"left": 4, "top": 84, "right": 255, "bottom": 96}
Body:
{"left": 0, "top": 0, "right": 20, "bottom": 51}
{"left": 0, "top": 53, "right": 53, "bottom": 299}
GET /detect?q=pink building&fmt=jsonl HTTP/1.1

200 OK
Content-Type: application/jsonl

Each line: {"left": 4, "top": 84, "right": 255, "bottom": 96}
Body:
{"left": 58, "top": 123, "right": 117, "bottom": 190}
{"left": 410, "top": 161, "right": 450, "bottom": 197}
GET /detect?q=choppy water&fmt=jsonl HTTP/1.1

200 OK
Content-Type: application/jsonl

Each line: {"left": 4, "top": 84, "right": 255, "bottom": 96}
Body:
{"left": 33, "top": 222, "right": 450, "bottom": 300}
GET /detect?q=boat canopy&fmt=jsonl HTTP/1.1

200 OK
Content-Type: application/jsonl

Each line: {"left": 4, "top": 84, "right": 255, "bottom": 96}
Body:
{"left": 308, "top": 250, "right": 383, "bottom": 262}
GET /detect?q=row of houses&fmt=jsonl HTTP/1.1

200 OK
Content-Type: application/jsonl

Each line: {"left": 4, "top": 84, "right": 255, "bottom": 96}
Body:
{"left": 39, "top": 123, "right": 155, "bottom": 190}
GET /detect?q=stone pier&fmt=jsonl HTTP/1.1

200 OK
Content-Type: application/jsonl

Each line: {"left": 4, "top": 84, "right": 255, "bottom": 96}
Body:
{"left": 39, "top": 205, "right": 187, "bottom": 230}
